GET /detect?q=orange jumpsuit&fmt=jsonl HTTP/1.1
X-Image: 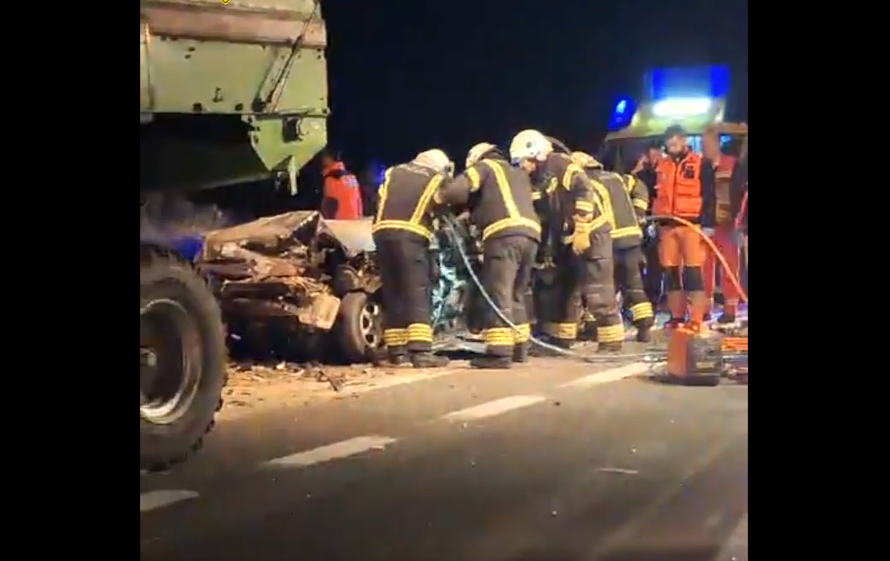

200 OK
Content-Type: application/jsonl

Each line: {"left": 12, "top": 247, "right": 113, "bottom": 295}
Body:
{"left": 322, "top": 161, "right": 364, "bottom": 220}
{"left": 702, "top": 155, "right": 740, "bottom": 318}
{"left": 652, "top": 151, "right": 713, "bottom": 325}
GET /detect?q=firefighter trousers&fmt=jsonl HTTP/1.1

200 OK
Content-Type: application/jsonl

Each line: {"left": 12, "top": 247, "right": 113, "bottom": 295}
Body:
{"left": 480, "top": 236, "right": 538, "bottom": 356}
{"left": 642, "top": 235, "right": 663, "bottom": 308}
{"left": 541, "top": 246, "right": 624, "bottom": 346}
{"left": 374, "top": 234, "right": 434, "bottom": 354}
{"left": 703, "top": 225, "right": 740, "bottom": 316}
{"left": 614, "top": 245, "right": 654, "bottom": 328}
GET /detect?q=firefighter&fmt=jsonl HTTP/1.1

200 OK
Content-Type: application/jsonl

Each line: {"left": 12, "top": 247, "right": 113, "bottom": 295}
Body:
{"left": 372, "top": 149, "right": 454, "bottom": 368}
{"left": 701, "top": 126, "right": 741, "bottom": 323}
{"left": 571, "top": 151, "right": 655, "bottom": 342}
{"left": 320, "top": 150, "right": 363, "bottom": 220}
{"left": 632, "top": 145, "right": 665, "bottom": 308}
{"left": 434, "top": 142, "right": 541, "bottom": 368}
{"left": 509, "top": 130, "right": 625, "bottom": 353}
{"left": 653, "top": 125, "right": 715, "bottom": 327}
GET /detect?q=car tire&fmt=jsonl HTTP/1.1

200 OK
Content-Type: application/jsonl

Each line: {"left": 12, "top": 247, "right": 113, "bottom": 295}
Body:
{"left": 335, "top": 291, "right": 384, "bottom": 363}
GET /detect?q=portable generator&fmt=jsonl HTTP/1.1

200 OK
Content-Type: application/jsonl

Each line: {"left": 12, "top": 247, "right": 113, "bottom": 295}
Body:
{"left": 666, "top": 325, "right": 724, "bottom": 386}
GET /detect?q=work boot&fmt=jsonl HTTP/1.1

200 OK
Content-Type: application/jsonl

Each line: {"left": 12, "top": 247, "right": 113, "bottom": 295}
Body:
{"left": 529, "top": 337, "right": 572, "bottom": 357}
{"left": 577, "top": 322, "right": 597, "bottom": 342}
{"left": 716, "top": 313, "right": 736, "bottom": 324}
{"left": 409, "top": 351, "right": 450, "bottom": 368}
{"left": 597, "top": 341, "right": 623, "bottom": 353}
{"left": 512, "top": 343, "right": 529, "bottom": 363}
{"left": 635, "top": 324, "right": 652, "bottom": 343}
{"left": 470, "top": 354, "right": 512, "bottom": 369}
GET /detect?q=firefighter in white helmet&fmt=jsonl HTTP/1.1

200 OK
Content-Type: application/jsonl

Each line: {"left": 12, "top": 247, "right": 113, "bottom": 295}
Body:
{"left": 571, "top": 151, "right": 654, "bottom": 343}
{"left": 509, "top": 130, "right": 624, "bottom": 353}
{"left": 435, "top": 142, "right": 540, "bottom": 368}
{"left": 371, "top": 149, "right": 454, "bottom": 368}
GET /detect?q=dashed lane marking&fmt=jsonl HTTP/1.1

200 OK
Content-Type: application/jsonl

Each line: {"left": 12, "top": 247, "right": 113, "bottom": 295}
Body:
{"left": 140, "top": 490, "right": 200, "bottom": 513}
{"left": 714, "top": 512, "right": 748, "bottom": 561}
{"left": 558, "top": 362, "right": 649, "bottom": 389}
{"left": 262, "top": 435, "right": 398, "bottom": 469}
{"left": 441, "top": 395, "right": 547, "bottom": 422}
{"left": 347, "top": 368, "right": 461, "bottom": 394}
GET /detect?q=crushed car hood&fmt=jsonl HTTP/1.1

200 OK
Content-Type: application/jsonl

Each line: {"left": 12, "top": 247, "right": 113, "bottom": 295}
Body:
{"left": 314, "top": 217, "right": 375, "bottom": 258}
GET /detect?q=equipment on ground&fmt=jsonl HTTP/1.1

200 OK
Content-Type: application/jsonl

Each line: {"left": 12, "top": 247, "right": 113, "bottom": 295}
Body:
{"left": 140, "top": 0, "right": 329, "bottom": 471}
{"left": 665, "top": 325, "right": 723, "bottom": 386}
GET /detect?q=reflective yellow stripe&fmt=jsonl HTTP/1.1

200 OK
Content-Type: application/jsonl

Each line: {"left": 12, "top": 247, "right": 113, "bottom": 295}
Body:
{"left": 597, "top": 323, "right": 625, "bottom": 343}
{"left": 375, "top": 168, "right": 393, "bottom": 223}
{"left": 371, "top": 173, "right": 444, "bottom": 241}
{"left": 383, "top": 328, "right": 409, "bottom": 347}
{"left": 466, "top": 167, "right": 482, "bottom": 191}
{"left": 483, "top": 327, "right": 515, "bottom": 346}
{"left": 531, "top": 191, "right": 542, "bottom": 201}
{"left": 590, "top": 179, "right": 616, "bottom": 230}
{"left": 555, "top": 322, "right": 577, "bottom": 340}
{"left": 371, "top": 220, "right": 433, "bottom": 240}
{"left": 632, "top": 198, "right": 648, "bottom": 210}
{"left": 612, "top": 225, "right": 643, "bottom": 239}
{"left": 629, "top": 302, "right": 654, "bottom": 321}
{"left": 561, "top": 163, "right": 585, "bottom": 191}
{"left": 479, "top": 159, "right": 541, "bottom": 241}
{"left": 406, "top": 323, "right": 433, "bottom": 343}
{"left": 575, "top": 201, "right": 595, "bottom": 213}
{"left": 623, "top": 175, "right": 636, "bottom": 193}
{"left": 410, "top": 175, "right": 444, "bottom": 224}
{"left": 514, "top": 323, "right": 531, "bottom": 343}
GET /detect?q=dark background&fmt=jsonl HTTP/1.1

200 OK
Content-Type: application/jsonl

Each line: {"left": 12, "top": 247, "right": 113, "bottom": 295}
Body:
{"left": 324, "top": 0, "right": 748, "bottom": 168}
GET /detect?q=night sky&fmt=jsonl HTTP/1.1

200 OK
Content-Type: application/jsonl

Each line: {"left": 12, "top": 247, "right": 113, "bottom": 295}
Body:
{"left": 322, "top": 0, "right": 748, "bottom": 169}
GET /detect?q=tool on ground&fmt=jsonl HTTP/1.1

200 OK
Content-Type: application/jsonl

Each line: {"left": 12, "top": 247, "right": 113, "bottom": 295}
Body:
{"left": 442, "top": 213, "right": 748, "bottom": 377}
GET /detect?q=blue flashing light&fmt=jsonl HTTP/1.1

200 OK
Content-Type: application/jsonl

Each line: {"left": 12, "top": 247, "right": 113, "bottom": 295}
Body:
{"left": 609, "top": 97, "right": 635, "bottom": 131}
{"left": 648, "top": 65, "right": 730, "bottom": 100}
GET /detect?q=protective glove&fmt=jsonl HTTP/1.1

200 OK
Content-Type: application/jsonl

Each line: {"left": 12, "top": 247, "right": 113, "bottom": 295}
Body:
{"left": 571, "top": 221, "right": 592, "bottom": 255}
{"left": 700, "top": 227, "right": 715, "bottom": 237}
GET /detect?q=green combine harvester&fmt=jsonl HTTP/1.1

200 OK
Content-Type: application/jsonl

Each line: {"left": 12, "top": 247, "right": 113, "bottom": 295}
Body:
{"left": 140, "top": 0, "right": 328, "bottom": 471}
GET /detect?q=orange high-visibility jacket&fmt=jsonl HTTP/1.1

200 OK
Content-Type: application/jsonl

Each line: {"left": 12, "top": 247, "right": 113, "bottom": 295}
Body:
{"left": 322, "top": 161, "right": 363, "bottom": 220}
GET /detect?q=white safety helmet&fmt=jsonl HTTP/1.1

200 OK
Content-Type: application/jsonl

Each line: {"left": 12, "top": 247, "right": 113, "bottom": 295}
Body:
{"left": 465, "top": 142, "right": 497, "bottom": 169}
{"left": 413, "top": 149, "right": 454, "bottom": 177}
{"left": 509, "top": 129, "right": 552, "bottom": 164}
{"left": 570, "top": 151, "right": 604, "bottom": 169}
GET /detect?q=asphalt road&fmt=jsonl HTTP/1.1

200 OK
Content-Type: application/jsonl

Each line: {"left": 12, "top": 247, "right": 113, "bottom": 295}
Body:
{"left": 140, "top": 356, "right": 748, "bottom": 561}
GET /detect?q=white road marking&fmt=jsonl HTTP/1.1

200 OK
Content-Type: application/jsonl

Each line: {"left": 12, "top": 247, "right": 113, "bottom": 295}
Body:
{"left": 597, "top": 467, "right": 639, "bottom": 475}
{"left": 140, "top": 489, "right": 199, "bottom": 513}
{"left": 262, "top": 435, "right": 398, "bottom": 469}
{"left": 348, "top": 369, "right": 460, "bottom": 394}
{"left": 715, "top": 513, "right": 748, "bottom": 560}
{"left": 558, "top": 362, "right": 650, "bottom": 389}
{"left": 441, "top": 395, "right": 547, "bottom": 422}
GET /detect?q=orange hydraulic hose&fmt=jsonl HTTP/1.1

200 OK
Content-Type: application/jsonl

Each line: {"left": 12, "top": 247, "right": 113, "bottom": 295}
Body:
{"left": 647, "top": 215, "right": 749, "bottom": 304}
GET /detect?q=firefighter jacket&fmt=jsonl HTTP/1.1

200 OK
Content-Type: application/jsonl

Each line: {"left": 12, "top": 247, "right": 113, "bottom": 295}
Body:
{"left": 652, "top": 150, "right": 716, "bottom": 227}
{"left": 622, "top": 174, "right": 650, "bottom": 219}
{"left": 322, "top": 161, "right": 363, "bottom": 220}
{"left": 435, "top": 157, "right": 541, "bottom": 243}
{"left": 583, "top": 168, "right": 645, "bottom": 250}
{"left": 533, "top": 153, "right": 611, "bottom": 255}
{"left": 372, "top": 162, "right": 447, "bottom": 241}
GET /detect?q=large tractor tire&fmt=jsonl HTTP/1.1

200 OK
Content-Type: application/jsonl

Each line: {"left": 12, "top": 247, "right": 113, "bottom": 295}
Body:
{"left": 140, "top": 247, "right": 228, "bottom": 472}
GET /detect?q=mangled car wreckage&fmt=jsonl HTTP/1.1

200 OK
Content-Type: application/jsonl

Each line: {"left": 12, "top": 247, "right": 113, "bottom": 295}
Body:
{"left": 195, "top": 210, "right": 487, "bottom": 362}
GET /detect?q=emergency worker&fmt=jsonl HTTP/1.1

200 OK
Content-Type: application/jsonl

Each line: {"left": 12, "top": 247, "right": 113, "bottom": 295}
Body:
{"left": 701, "top": 126, "right": 741, "bottom": 323}
{"left": 509, "top": 130, "right": 625, "bottom": 353}
{"left": 320, "top": 150, "right": 363, "bottom": 220}
{"left": 633, "top": 145, "right": 665, "bottom": 308}
{"left": 435, "top": 142, "right": 541, "bottom": 368}
{"left": 372, "top": 149, "right": 454, "bottom": 368}
{"left": 652, "top": 125, "right": 715, "bottom": 327}
{"left": 571, "top": 151, "right": 654, "bottom": 342}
